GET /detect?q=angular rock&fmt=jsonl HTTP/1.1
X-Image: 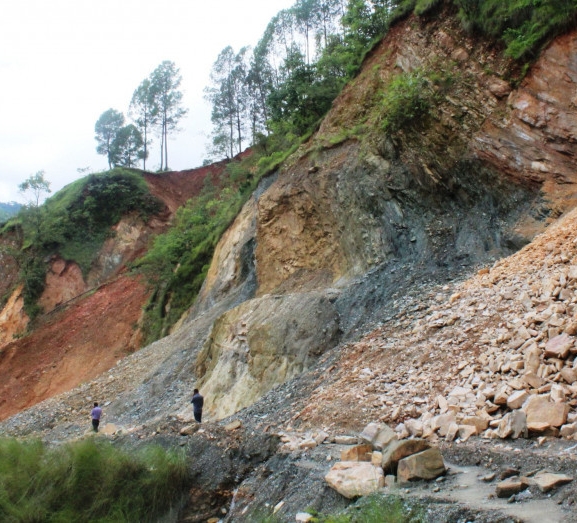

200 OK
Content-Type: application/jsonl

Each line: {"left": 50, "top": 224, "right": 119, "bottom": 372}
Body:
{"left": 524, "top": 344, "right": 542, "bottom": 374}
{"left": 340, "top": 444, "right": 372, "bottom": 462}
{"left": 397, "top": 448, "right": 445, "bottom": 484}
{"left": 434, "top": 412, "right": 456, "bottom": 436}
{"left": 405, "top": 419, "right": 424, "bottom": 437}
{"left": 180, "top": 424, "right": 200, "bottom": 436}
{"left": 224, "top": 419, "right": 242, "bottom": 431}
{"left": 496, "top": 477, "right": 530, "bottom": 498}
{"left": 524, "top": 395, "right": 569, "bottom": 427}
{"left": 461, "top": 416, "right": 489, "bottom": 433}
{"left": 360, "top": 422, "right": 397, "bottom": 450}
{"left": 325, "top": 462, "right": 385, "bottom": 499}
{"left": 560, "top": 367, "right": 577, "bottom": 385}
{"left": 381, "top": 438, "right": 430, "bottom": 473}
{"left": 544, "top": 334, "right": 573, "bottom": 360}
{"left": 497, "top": 410, "right": 527, "bottom": 439}
{"left": 334, "top": 435, "right": 358, "bottom": 445}
{"left": 529, "top": 472, "right": 573, "bottom": 492}
{"left": 523, "top": 371, "right": 545, "bottom": 389}
{"left": 507, "top": 390, "right": 529, "bottom": 410}
{"left": 458, "top": 425, "right": 477, "bottom": 442}
{"left": 371, "top": 451, "right": 383, "bottom": 466}
{"left": 296, "top": 513, "right": 314, "bottom": 522}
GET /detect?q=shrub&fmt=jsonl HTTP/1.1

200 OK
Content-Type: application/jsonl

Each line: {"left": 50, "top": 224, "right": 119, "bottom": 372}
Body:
{"left": 0, "top": 437, "right": 189, "bottom": 522}
{"left": 381, "top": 70, "right": 433, "bottom": 133}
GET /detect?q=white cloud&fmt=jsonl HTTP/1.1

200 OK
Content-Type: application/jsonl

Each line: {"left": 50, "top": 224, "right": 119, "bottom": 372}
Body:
{"left": 0, "top": 0, "right": 295, "bottom": 201}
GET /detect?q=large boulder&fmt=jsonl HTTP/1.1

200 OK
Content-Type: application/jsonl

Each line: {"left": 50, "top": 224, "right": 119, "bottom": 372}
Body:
{"left": 325, "top": 462, "right": 385, "bottom": 499}
{"left": 381, "top": 439, "right": 430, "bottom": 473}
{"left": 359, "top": 422, "right": 397, "bottom": 450}
{"left": 523, "top": 395, "right": 569, "bottom": 428}
{"left": 397, "top": 448, "right": 445, "bottom": 483}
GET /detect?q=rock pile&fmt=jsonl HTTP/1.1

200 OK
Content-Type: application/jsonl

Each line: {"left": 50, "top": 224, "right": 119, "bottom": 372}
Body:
{"left": 297, "top": 209, "right": 577, "bottom": 445}
{"left": 324, "top": 422, "right": 445, "bottom": 498}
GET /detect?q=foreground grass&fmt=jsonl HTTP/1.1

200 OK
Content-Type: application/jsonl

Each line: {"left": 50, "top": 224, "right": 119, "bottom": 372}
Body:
{"left": 0, "top": 437, "right": 190, "bottom": 522}
{"left": 255, "top": 494, "right": 426, "bottom": 523}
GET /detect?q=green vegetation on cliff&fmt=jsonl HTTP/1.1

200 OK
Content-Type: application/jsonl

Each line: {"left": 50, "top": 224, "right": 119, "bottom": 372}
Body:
{"left": 5, "top": 168, "right": 162, "bottom": 317}
{"left": 0, "top": 437, "right": 189, "bottom": 522}
{"left": 136, "top": 148, "right": 300, "bottom": 344}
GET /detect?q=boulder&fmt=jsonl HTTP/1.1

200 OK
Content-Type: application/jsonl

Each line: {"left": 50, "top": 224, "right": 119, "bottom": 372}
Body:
{"left": 495, "top": 477, "right": 530, "bottom": 498}
{"left": 340, "top": 444, "right": 373, "bottom": 462}
{"left": 497, "top": 410, "right": 527, "bottom": 439}
{"left": 529, "top": 472, "right": 573, "bottom": 492}
{"left": 325, "top": 462, "right": 385, "bottom": 499}
{"left": 381, "top": 438, "right": 430, "bottom": 472}
{"left": 359, "top": 422, "right": 397, "bottom": 450}
{"left": 397, "top": 448, "right": 445, "bottom": 483}
{"left": 523, "top": 395, "right": 569, "bottom": 427}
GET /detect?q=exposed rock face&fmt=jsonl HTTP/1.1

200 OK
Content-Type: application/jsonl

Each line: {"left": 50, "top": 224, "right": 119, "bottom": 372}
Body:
{"left": 0, "top": 286, "right": 28, "bottom": 347}
{"left": 195, "top": 292, "right": 341, "bottom": 420}
{"left": 40, "top": 258, "right": 86, "bottom": 314}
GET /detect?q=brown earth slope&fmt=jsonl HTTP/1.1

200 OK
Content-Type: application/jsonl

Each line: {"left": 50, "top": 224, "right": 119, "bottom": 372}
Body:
{"left": 0, "top": 162, "right": 231, "bottom": 420}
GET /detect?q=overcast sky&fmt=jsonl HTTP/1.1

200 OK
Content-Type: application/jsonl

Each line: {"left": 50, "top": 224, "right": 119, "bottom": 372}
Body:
{"left": 0, "top": 0, "right": 295, "bottom": 203}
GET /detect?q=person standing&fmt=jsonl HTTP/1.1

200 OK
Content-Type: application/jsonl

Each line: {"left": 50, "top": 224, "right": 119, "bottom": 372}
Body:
{"left": 191, "top": 389, "right": 204, "bottom": 423}
{"left": 91, "top": 402, "right": 103, "bottom": 432}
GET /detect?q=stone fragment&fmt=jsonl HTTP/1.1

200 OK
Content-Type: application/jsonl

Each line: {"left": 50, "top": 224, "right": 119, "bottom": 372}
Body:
{"left": 528, "top": 421, "right": 551, "bottom": 433}
{"left": 359, "top": 422, "right": 397, "bottom": 450}
{"left": 405, "top": 419, "right": 424, "bottom": 437}
{"left": 524, "top": 344, "right": 541, "bottom": 374}
{"left": 524, "top": 395, "right": 569, "bottom": 427}
{"left": 371, "top": 451, "right": 383, "bottom": 466}
{"left": 507, "top": 390, "right": 529, "bottom": 410}
{"left": 434, "top": 412, "right": 456, "bottom": 436}
{"left": 458, "top": 425, "right": 477, "bottom": 442}
{"left": 560, "top": 422, "right": 577, "bottom": 438}
{"left": 461, "top": 416, "right": 489, "bottom": 433}
{"left": 445, "top": 422, "right": 459, "bottom": 442}
{"left": 340, "top": 444, "right": 373, "bottom": 462}
{"left": 296, "top": 513, "right": 314, "bottom": 522}
{"left": 495, "top": 477, "right": 530, "bottom": 498}
{"left": 224, "top": 420, "right": 242, "bottom": 431}
{"left": 334, "top": 436, "right": 358, "bottom": 445}
{"left": 497, "top": 411, "right": 527, "bottom": 439}
{"left": 384, "top": 475, "right": 396, "bottom": 488}
{"left": 529, "top": 472, "right": 573, "bottom": 492}
{"left": 397, "top": 448, "right": 445, "bottom": 483}
{"left": 381, "top": 439, "right": 430, "bottom": 472}
{"left": 325, "top": 462, "right": 385, "bottom": 499}
{"left": 523, "top": 371, "right": 545, "bottom": 389}
{"left": 544, "top": 334, "right": 573, "bottom": 360}
{"left": 500, "top": 467, "right": 520, "bottom": 480}
{"left": 561, "top": 367, "right": 577, "bottom": 384}
{"left": 299, "top": 438, "right": 318, "bottom": 450}
{"left": 494, "top": 387, "right": 509, "bottom": 405}
{"left": 180, "top": 424, "right": 200, "bottom": 436}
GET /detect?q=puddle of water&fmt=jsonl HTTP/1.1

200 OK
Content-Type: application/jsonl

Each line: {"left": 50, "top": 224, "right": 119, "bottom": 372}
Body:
{"left": 403, "top": 462, "right": 566, "bottom": 523}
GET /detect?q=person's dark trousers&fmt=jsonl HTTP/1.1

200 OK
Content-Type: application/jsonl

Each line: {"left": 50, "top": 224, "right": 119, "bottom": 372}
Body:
{"left": 92, "top": 419, "right": 100, "bottom": 432}
{"left": 194, "top": 411, "right": 202, "bottom": 423}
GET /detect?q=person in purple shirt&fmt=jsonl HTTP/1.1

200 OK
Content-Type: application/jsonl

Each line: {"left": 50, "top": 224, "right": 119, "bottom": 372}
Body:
{"left": 91, "top": 402, "right": 103, "bottom": 432}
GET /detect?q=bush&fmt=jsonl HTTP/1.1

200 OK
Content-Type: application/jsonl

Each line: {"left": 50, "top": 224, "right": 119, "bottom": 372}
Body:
{"left": 454, "top": 0, "right": 577, "bottom": 60}
{"left": 381, "top": 70, "right": 433, "bottom": 133}
{"left": 0, "top": 437, "right": 189, "bottom": 522}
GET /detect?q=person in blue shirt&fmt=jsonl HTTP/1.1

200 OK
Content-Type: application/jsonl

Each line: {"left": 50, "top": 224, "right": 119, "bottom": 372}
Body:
{"left": 191, "top": 389, "right": 204, "bottom": 423}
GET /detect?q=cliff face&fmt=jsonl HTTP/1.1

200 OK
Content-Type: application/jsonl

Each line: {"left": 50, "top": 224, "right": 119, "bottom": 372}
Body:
{"left": 193, "top": 9, "right": 577, "bottom": 420}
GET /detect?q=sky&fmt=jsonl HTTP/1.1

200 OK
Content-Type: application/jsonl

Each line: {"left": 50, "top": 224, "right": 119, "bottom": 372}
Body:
{"left": 0, "top": 0, "right": 296, "bottom": 203}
